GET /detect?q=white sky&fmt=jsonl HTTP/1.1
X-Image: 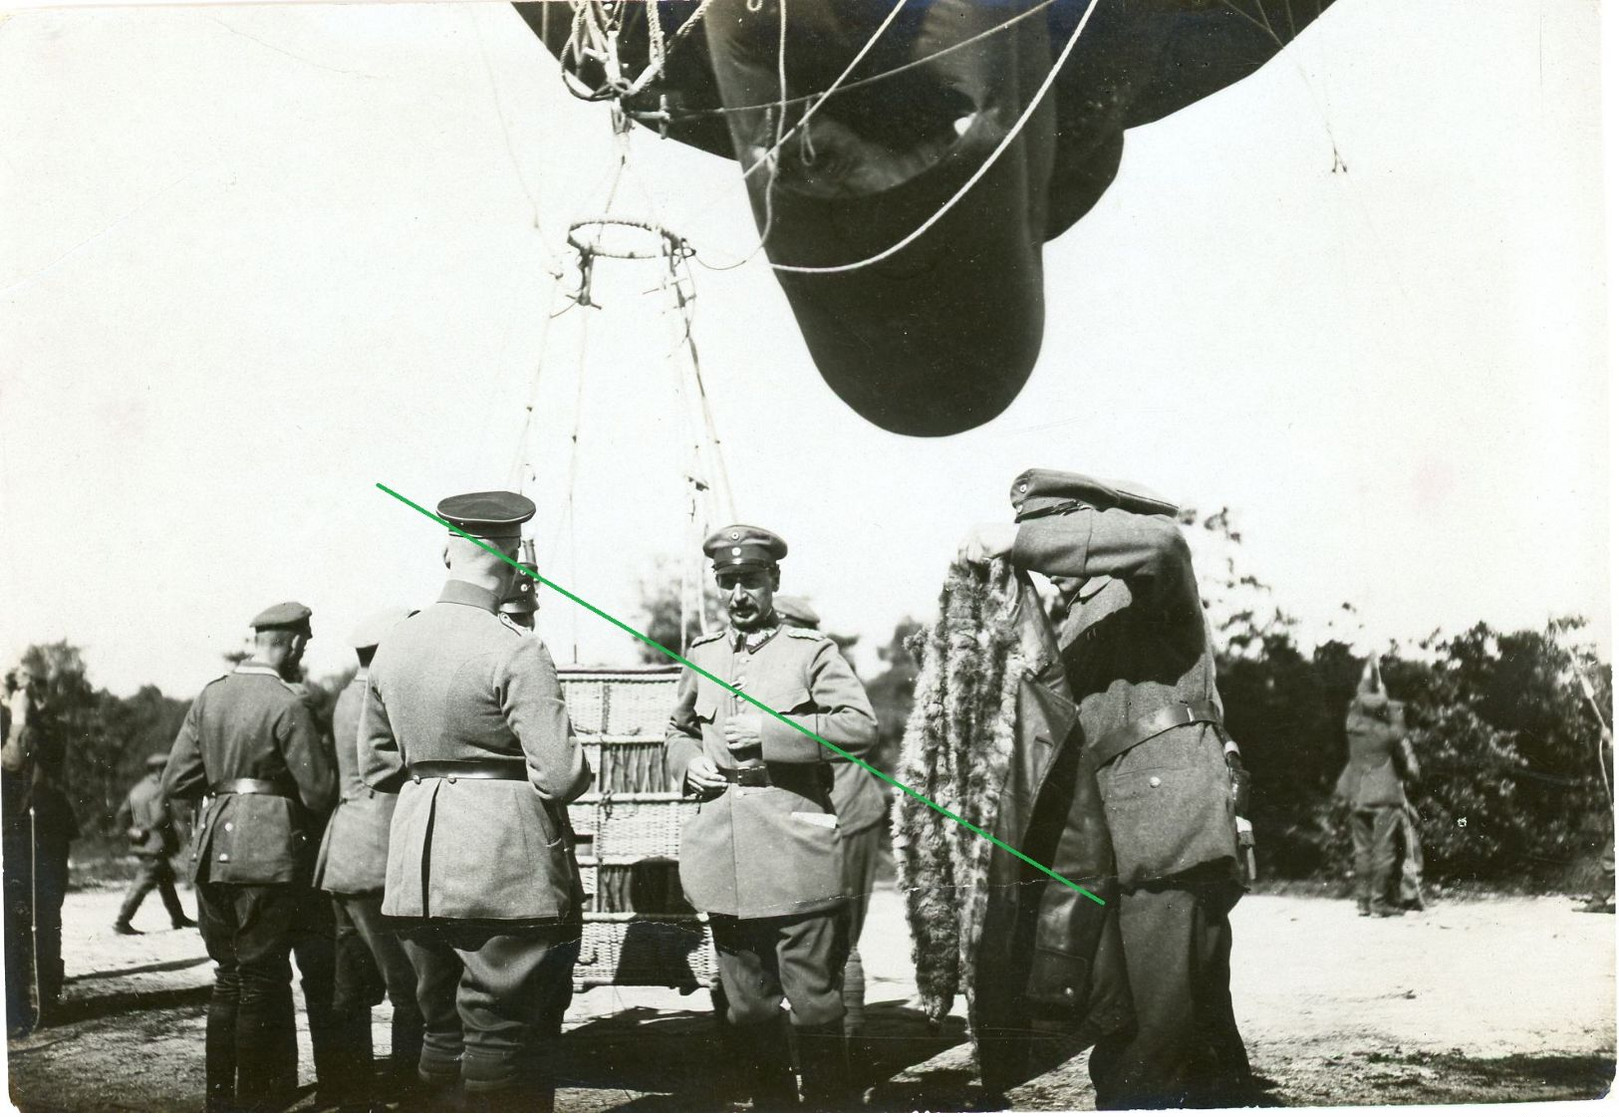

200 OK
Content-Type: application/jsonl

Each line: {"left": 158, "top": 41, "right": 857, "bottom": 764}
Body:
{"left": 0, "top": 0, "right": 1609, "bottom": 697}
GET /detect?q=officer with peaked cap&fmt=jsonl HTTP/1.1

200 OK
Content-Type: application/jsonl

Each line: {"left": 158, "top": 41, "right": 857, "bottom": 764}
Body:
{"left": 313, "top": 608, "right": 423, "bottom": 1103}
{"left": 960, "top": 470, "right": 1251, "bottom": 1109}
{"left": 112, "top": 752, "right": 195, "bottom": 934}
{"left": 771, "top": 595, "right": 887, "bottom": 1050}
{"left": 665, "top": 526, "right": 878, "bottom": 1110}
{"left": 161, "top": 601, "right": 338, "bottom": 1111}
{"left": 359, "top": 491, "right": 591, "bottom": 1111}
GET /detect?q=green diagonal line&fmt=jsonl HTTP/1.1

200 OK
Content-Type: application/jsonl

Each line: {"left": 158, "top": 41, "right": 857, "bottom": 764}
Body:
{"left": 378, "top": 482, "right": 1104, "bottom": 906}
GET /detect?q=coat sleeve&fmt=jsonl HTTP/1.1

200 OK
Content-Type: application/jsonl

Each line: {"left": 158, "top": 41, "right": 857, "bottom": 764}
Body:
{"left": 500, "top": 638, "right": 592, "bottom": 803}
{"left": 280, "top": 698, "right": 337, "bottom": 816}
{"left": 359, "top": 673, "right": 406, "bottom": 794}
{"left": 664, "top": 667, "right": 705, "bottom": 785}
{"left": 163, "top": 695, "right": 209, "bottom": 800}
{"left": 761, "top": 640, "right": 879, "bottom": 764}
{"left": 1011, "top": 507, "right": 1195, "bottom": 610}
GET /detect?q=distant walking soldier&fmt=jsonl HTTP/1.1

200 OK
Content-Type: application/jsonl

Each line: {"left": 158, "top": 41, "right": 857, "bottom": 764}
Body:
{"left": 312, "top": 608, "right": 424, "bottom": 1103}
{"left": 772, "top": 594, "right": 887, "bottom": 1045}
{"left": 960, "top": 470, "right": 1251, "bottom": 1109}
{"left": 360, "top": 491, "right": 592, "bottom": 1111}
{"left": 1334, "top": 657, "right": 1419, "bottom": 918}
{"left": 112, "top": 753, "right": 196, "bottom": 934}
{"left": 162, "top": 602, "right": 337, "bottom": 1111}
{"left": 665, "top": 527, "right": 879, "bottom": 1110}
{"left": 3, "top": 663, "right": 79, "bottom": 1037}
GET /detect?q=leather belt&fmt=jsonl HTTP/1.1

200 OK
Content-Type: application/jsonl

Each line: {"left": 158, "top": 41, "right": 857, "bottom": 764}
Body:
{"left": 717, "top": 765, "right": 772, "bottom": 788}
{"left": 409, "top": 759, "right": 528, "bottom": 783}
{"left": 210, "top": 778, "right": 289, "bottom": 797}
{"left": 1087, "top": 700, "right": 1222, "bottom": 771}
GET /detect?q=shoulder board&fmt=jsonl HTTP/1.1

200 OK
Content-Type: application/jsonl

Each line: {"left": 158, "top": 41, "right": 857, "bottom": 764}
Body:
{"left": 200, "top": 672, "right": 231, "bottom": 690}
{"left": 784, "top": 627, "right": 827, "bottom": 641}
{"left": 687, "top": 630, "right": 726, "bottom": 649}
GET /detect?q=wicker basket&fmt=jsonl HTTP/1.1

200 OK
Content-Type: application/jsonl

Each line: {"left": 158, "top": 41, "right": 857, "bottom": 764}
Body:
{"left": 561, "top": 667, "right": 682, "bottom": 739}
{"left": 575, "top": 916, "right": 716, "bottom": 991}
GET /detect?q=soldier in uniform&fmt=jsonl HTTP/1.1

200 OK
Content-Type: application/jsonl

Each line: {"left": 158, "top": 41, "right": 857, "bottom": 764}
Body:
{"left": 1334, "top": 657, "right": 1418, "bottom": 918}
{"left": 665, "top": 526, "right": 879, "bottom": 1110}
{"left": 312, "top": 608, "right": 424, "bottom": 1102}
{"left": 360, "top": 491, "right": 591, "bottom": 1112}
{"left": 3, "top": 663, "right": 79, "bottom": 1037}
{"left": 960, "top": 470, "right": 1250, "bottom": 1109}
{"left": 771, "top": 594, "right": 887, "bottom": 1046}
{"left": 161, "top": 602, "right": 338, "bottom": 1111}
{"left": 112, "top": 753, "right": 196, "bottom": 934}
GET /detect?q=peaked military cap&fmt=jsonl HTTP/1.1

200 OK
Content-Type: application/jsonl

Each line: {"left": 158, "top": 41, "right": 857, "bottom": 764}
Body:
{"left": 251, "top": 601, "right": 313, "bottom": 633}
{"left": 1010, "top": 468, "right": 1180, "bottom": 522}
{"left": 774, "top": 594, "right": 820, "bottom": 629}
{"left": 704, "top": 524, "right": 787, "bottom": 574}
{"left": 348, "top": 607, "right": 414, "bottom": 651}
{"left": 436, "top": 490, "right": 536, "bottom": 539}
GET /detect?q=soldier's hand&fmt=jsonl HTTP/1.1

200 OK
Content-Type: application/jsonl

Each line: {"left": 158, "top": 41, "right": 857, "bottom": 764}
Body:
{"left": 723, "top": 713, "right": 764, "bottom": 753}
{"left": 685, "top": 756, "right": 728, "bottom": 795}
{"left": 957, "top": 522, "right": 1018, "bottom": 565}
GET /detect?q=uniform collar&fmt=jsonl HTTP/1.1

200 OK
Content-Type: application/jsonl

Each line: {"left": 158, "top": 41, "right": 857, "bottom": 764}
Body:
{"left": 233, "top": 661, "right": 286, "bottom": 680}
{"left": 439, "top": 579, "right": 499, "bottom": 614}
{"left": 728, "top": 620, "right": 781, "bottom": 652}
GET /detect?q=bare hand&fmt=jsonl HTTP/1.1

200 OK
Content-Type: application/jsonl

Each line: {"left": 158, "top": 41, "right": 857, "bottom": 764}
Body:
{"left": 957, "top": 522, "right": 1018, "bottom": 566}
{"left": 685, "top": 756, "right": 728, "bottom": 794}
{"left": 723, "top": 713, "right": 764, "bottom": 753}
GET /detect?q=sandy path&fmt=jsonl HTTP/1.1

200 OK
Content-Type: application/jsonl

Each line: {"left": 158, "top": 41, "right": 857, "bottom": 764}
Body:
{"left": 6, "top": 886, "right": 1613, "bottom": 1110}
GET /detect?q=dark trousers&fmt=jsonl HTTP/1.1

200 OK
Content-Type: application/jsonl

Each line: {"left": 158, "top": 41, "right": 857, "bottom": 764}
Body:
{"left": 197, "top": 882, "right": 300, "bottom": 1112}
{"left": 711, "top": 908, "right": 849, "bottom": 1030}
{"left": 334, "top": 893, "right": 424, "bottom": 1079}
{"left": 1352, "top": 806, "right": 1401, "bottom": 906}
{"left": 1089, "top": 878, "right": 1248, "bottom": 1109}
{"left": 839, "top": 824, "right": 882, "bottom": 1034}
{"left": 399, "top": 921, "right": 579, "bottom": 1109}
{"left": 3, "top": 829, "right": 70, "bottom": 1034}
{"left": 116, "top": 854, "right": 187, "bottom": 927}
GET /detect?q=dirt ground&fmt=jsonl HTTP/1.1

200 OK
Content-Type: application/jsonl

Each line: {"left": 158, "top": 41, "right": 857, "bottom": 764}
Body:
{"left": 5, "top": 884, "right": 1614, "bottom": 1111}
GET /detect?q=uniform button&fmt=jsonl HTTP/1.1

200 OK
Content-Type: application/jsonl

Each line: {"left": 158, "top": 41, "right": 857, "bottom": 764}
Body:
{"left": 218, "top": 854, "right": 230, "bottom": 862}
{"left": 447, "top": 777, "right": 457, "bottom": 785}
{"left": 223, "top": 822, "right": 233, "bottom": 832}
{"left": 1148, "top": 776, "right": 1162, "bottom": 788}
{"left": 413, "top": 775, "right": 421, "bottom": 784}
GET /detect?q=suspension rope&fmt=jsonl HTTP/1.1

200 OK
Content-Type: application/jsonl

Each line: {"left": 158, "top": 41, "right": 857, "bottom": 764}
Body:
{"left": 766, "top": 0, "right": 1101, "bottom": 275}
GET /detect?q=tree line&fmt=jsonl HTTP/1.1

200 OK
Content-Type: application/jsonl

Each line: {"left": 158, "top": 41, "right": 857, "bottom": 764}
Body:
{"left": 9, "top": 521, "right": 1612, "bottom": 891}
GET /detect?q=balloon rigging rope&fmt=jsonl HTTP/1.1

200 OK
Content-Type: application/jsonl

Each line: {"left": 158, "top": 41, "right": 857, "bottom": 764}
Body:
{"left": 647, "top": 0, "right": 1060, "bottom": 122}
{"left": 694, "top": 0, "right": 908, "bottom": 273}
{"left": 768, "top": 0, "right": 1102, "bottom": 276}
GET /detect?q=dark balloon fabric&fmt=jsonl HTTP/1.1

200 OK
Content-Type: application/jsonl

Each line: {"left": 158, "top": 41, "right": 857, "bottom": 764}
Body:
{"left": 518, "top": 0, "right": 1338, "bottom": 434}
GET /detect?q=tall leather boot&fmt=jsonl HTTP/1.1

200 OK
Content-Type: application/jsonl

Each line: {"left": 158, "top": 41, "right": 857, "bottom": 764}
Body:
{"left": 741, "top": 1015, "right": 800, "bottom": 1111}
{"left": 795, "top": 1025, "right": 855, "bottom": 1112}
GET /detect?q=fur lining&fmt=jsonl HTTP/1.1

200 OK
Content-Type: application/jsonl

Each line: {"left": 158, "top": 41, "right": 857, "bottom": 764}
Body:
{"left": 892, "top": 559, "right": 1027, "bottom": 1038}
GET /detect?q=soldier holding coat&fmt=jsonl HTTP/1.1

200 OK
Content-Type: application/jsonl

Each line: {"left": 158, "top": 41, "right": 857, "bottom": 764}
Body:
{"left": 665, "top": 526, "right": 879, "bottom": 1110}
{"left": 360, "top": 491, "right": 591, "bottom": 1111}
{"left": 961, "top": 469, "right": 1251, "bottom": 1109}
